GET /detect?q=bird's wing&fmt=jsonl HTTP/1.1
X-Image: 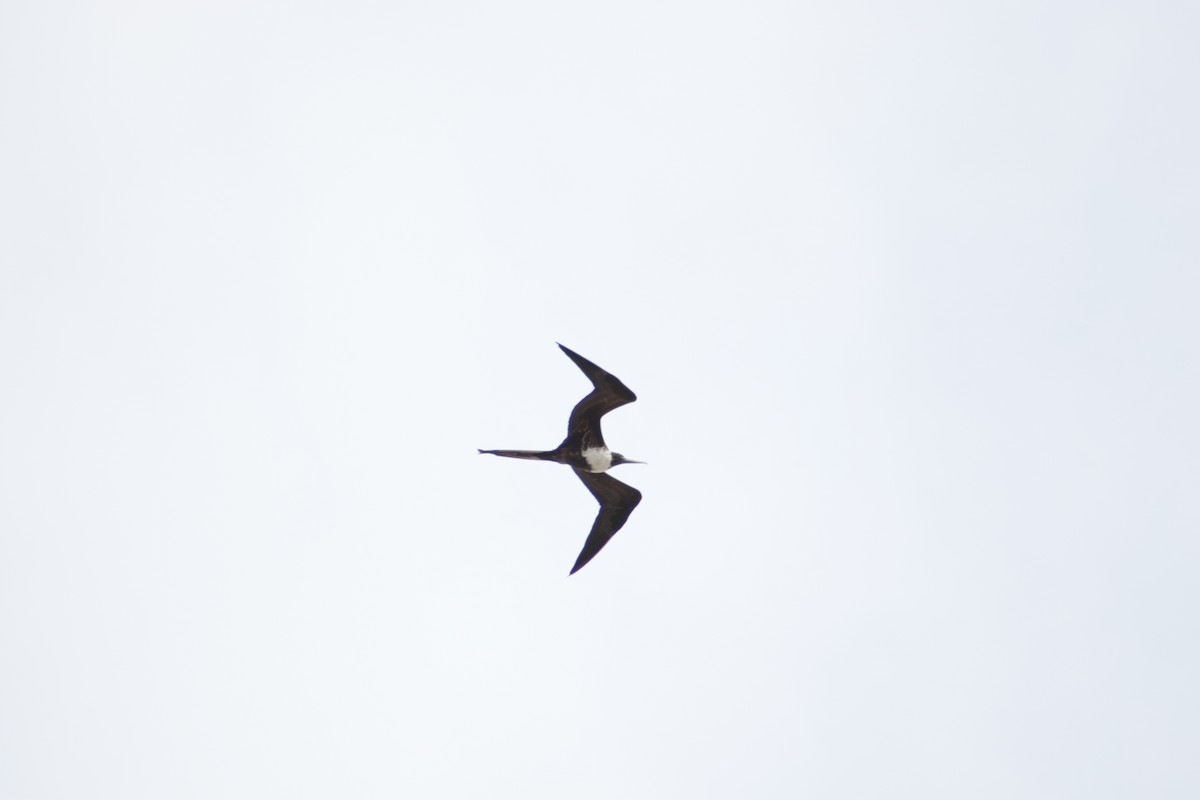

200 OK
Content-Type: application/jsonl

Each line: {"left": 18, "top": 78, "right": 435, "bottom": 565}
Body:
{"left": 557, "top": 343, "right": 637, "bottom": 450}
{"left": 570, "top": 469, "right": 642, "bottom": 574}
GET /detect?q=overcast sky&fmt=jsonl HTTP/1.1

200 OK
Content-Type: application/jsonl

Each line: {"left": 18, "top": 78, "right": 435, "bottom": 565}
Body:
{"left": 2, "top": 1, "right": 1198, "bottom": 798}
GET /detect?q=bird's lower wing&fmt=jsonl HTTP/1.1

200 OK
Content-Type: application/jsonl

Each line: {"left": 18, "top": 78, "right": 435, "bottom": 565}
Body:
{"left": 570, "top": 470, "right": 642, "bottom": 574}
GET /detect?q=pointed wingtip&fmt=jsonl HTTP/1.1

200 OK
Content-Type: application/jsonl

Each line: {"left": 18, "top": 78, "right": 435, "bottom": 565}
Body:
{"left": 569, "top": 550, "right": 596, "bottom": 575}
{"left": 568, "top": 549, "right": 590, "bottom": 575}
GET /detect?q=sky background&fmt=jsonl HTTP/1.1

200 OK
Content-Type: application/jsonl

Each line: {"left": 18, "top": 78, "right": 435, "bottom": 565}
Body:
{"left": 2, "top": 1, "right": 1198, "bottom": 798}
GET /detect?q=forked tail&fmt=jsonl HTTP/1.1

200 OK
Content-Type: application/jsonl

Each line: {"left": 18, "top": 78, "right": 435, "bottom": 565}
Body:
{"left": 478, "top": 448, "right": 557, "bottom": 462}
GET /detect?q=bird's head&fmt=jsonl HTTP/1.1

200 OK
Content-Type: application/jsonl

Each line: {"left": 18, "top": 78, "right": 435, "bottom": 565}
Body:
{"left": 611, "top": 453, "right": 645, "bottom": 467}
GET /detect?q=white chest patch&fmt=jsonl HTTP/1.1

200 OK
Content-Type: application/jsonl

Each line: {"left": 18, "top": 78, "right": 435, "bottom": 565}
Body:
{"left": 582, "top": 447, "right": 612, "bottom": 473}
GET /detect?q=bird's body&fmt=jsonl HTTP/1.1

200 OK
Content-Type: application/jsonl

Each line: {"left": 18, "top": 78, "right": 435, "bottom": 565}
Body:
{"left": 479, "top": 344, "right": 643, "bottom": 574}
{"left": 581, "top": 446, "right": 612, "bottom": 473}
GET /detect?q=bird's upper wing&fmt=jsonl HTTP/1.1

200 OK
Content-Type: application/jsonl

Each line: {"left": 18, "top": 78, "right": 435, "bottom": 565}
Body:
{"left": 570, "top": 469, "right": 642, "bottom": 574}
{"left": 557, "top": 343, "right": 637, "bottom": 450}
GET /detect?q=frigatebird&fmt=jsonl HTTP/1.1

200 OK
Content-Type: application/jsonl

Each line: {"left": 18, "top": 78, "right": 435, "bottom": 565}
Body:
{"left": 479, "top": 344, "right": 644, "bottom": 574}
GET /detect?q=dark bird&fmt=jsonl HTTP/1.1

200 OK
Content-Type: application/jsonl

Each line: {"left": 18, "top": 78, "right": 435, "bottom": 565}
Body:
{"left": 479, "top": 344, "right": 644, "bottom": 574}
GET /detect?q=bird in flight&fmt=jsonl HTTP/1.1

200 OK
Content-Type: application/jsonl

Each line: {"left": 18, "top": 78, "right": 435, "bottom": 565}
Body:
{"left": 479, "top": 344, "right": 644, "bottom": 574}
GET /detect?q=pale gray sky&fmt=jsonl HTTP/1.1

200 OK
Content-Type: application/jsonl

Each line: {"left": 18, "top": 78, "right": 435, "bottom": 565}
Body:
{"left": 2, "top": 1, "right": 1198, "bottom": 798}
